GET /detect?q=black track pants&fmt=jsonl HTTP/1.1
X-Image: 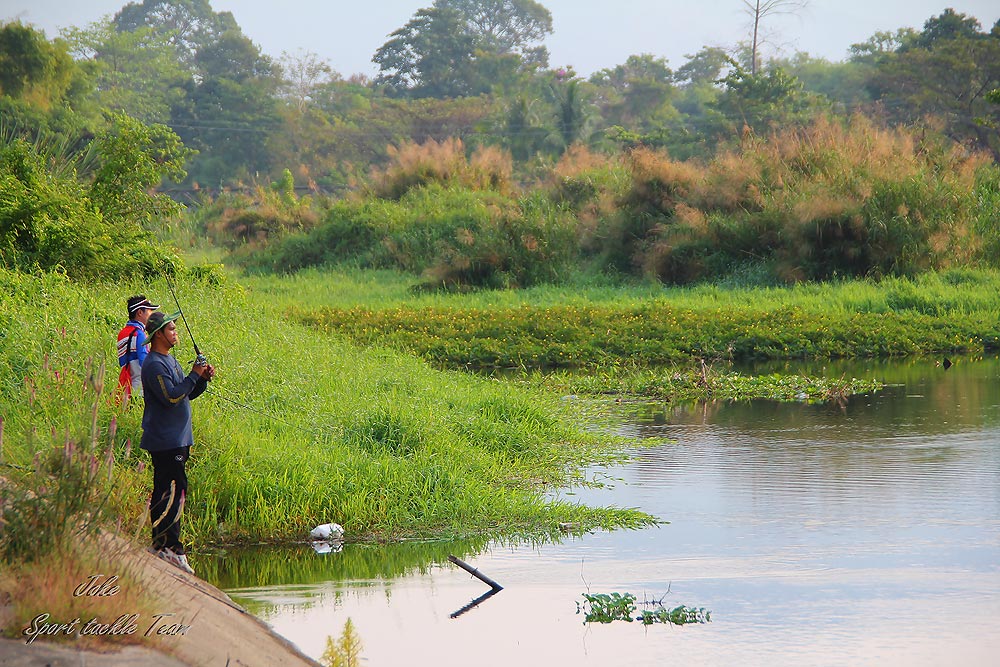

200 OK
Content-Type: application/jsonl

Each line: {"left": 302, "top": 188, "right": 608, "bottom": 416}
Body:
{"left": 149, "top": 446, "right": 190, "bottom": 555}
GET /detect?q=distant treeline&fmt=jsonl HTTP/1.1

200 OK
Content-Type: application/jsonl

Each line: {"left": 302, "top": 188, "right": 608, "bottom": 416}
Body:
{"left": 1, "top": 1, "right": 999, "bottom": 285}
{"left": 1, "top": 1, "right": 998, "bottom": 189}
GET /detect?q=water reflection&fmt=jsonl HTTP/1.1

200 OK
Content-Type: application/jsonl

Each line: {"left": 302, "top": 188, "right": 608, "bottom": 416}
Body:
{"left": 208, "top": 355, "right": 1000, "bottom": 666}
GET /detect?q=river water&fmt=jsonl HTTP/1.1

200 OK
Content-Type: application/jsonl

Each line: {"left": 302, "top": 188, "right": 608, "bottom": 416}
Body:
{"left": 204, "top": 355, "right": 1000, "bottom": 666}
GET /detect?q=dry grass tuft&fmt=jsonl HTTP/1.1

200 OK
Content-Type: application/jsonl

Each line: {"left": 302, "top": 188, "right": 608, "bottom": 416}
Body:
{"left": 371, "top": 138, "right": 515, "bottom": 199}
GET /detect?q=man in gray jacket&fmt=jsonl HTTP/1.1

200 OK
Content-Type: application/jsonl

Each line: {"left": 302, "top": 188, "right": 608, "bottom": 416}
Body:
{"left": 140, "top": 310, "right": 216, "bottom": 575}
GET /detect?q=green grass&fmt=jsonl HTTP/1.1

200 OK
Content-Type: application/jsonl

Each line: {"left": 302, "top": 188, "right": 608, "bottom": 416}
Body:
{"left": 6, "top": 264, "right": 995, "bottom": 554}
{"left": 243, "top": 265, "right": 1000, "bottom": 315}
{"left": 281, "top": 268, "right": 1000, "bottom": 369}
{"left": 0, "top": 266, "right": 654, "bottom": 556}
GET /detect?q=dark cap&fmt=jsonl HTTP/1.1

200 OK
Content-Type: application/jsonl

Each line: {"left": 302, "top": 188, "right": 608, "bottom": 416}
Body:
{"left": 127, "top": 295, "right": 160, "bottom": 314}
{"left": 145, "top": 311, "right": 181, "bottom": 339}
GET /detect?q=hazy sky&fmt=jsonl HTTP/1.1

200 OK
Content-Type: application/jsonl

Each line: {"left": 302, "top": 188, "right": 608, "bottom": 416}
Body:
{"left": 3, "top": 1, "right": 999, "bottom": 77}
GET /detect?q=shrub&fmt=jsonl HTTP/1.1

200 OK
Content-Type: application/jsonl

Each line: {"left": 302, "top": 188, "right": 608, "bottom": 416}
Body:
{"left": 0, "top": 137, "right": 179, "bottom": 279}
{"left": 248, "top": 185, "right": 581, "bottom": 289}
{"left": 370, "top": 138, "right": 514, "bottom": 200}
{"left": 202, "top": 170, "right": 321, "bottom": 249}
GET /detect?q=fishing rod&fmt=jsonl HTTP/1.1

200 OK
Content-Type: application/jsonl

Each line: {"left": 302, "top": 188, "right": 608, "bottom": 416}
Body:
{"left": 165, "top": 274, "right": 208, "bottom": 367}
{"left": 161, "top": 275, "right": 338, "bottom": 441}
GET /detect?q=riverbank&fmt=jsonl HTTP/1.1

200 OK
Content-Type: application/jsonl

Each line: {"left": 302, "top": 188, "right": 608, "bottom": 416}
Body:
{"left": 0, "top": 535, "right": 320, "bottom": 667}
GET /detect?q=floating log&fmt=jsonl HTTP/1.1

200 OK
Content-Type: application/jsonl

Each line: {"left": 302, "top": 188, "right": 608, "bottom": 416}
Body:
{"left": 448, "top": 555, "right": 503, "bottom": 591}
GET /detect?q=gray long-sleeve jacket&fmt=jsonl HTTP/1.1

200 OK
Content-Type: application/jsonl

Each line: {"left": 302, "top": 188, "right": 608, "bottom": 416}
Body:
{"left": 140, "top": 351, "right": 208, "bottom": 452}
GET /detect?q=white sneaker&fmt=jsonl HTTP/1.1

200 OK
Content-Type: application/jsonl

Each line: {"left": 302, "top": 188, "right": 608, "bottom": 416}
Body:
{"left": 175, "top": 553, "right": 195, "bottom": 575}
{"left": 155, "top": 548, "right": 195, "bottom": 575}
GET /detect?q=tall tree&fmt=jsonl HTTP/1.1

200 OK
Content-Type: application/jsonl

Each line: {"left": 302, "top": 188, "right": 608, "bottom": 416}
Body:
{"left": 590, "top": 54, "right": 675, "bottom": 131}
{"left": 63, "top": 19, "right": 187, "bottom": 123}
{"left": 865, "top": 11, "right": 1000, "bottom": 160}
{"left": 712, "top": 60, "right": 821, "bottom": 137}
{"left": 911, "top": 7, "right": 982, "bottom": 49}
{"left": 113, "top": 0, "right": 219, "bottom": 68}
{"left": 179, "top": 12, "right": 281, "bottom": 184}
{"left": 741, "top": 0, "right": 809, "bottom": 75}
{"left": 373, "top": 0, "right": 553, "bottom": 97}
{"left": 441, "top": 0, "right": 552, "bottom": 65}
{"left": 278, "top": 49, "right": 336, "bottom": 112}
{"left": 0, "top": 22, "right": 79, "bottom": 107}
{"left": 373, "top": 6, "right": 480, "bottom": 98}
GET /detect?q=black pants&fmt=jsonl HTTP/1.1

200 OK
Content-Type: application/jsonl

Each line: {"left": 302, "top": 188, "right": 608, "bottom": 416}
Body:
{"left": 149, "top": 447, "right": 190, "bottom": 555}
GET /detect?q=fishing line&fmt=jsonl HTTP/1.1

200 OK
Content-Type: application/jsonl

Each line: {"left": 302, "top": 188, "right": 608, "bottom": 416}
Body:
{"left": 203, "top": 389, "right": 339, "bottom": 438}
{"left": 161, "top": 273, "right": 338, "bottom": 441}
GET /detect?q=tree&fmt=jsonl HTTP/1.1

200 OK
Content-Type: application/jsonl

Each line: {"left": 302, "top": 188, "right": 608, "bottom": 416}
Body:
{"left": 848, "top": 29, "right": 918, "bottom": 62}
{"left": 441, "top": 0, "right": 552, "bottom": 64}
{"left": 911, "top": 8, "right": 982, "bottom": 49}
{"left": 590, "top": 54, "right": 676, "bottom": 131}
{"left": 62, "top": 19, "right": 187, "bottom": 123}
{"left": 864, "top": 10, "right": 1000, "bottom": 160}
{"left": 0, "top": 115, "right": 186, "bottom": 279}
{"left": 89, "top": 111, "right": 194, "bottom": 226}
{"left": 113, "top": 0, "right": 219, "bottom": 68}
{"left": 372, "top": 0, "right": 553, "bottom": 97}
{"left": 775, "top": 53, "right": 870, "bottom": 110}
{"left": 0, "top": 22, "right": 80, "bottom": 107}
{"left": 278, "top": 49, "right": 336, "bottom": 112}
{"left": 178, "top": 14, "right": 281, "bottom": 184}
{"left": 548, "top": 74, "right": 597, "bottom": 151}
{"left": 741, "top": 0, "right": 809, "bottom": 75}
{"left": 373, "top": 6, "right": 481, "bottom": 98}
{"left": 712, "top": 60, "right": 821, "bottom": 137}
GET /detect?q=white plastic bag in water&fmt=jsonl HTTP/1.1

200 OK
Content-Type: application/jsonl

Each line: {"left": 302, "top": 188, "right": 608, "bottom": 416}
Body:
{"left": 310, "top": 522, "right": 344, "bottom": 540}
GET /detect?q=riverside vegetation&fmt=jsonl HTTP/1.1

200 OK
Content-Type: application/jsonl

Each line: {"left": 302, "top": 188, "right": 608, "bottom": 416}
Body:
{"left": 4, "top": 100, "right": 1000, "bottom": 651}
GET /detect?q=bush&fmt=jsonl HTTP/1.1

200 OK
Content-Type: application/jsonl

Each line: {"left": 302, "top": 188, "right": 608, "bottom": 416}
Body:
{"left": 248, "top": 185, "right": 581, "bottom": 289}
{"left": 0, "top": 137, "right": 179, "bottom": 279}
{"left": 370, "top": 138, "right": 514, "bottom": 200}
{"left": 201, "top": 170, "right": 321, "bottom": 249}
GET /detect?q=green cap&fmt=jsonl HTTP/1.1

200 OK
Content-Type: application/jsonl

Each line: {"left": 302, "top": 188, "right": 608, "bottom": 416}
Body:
{"left": 145, "top": 311, "right": 181, "bottom": 339}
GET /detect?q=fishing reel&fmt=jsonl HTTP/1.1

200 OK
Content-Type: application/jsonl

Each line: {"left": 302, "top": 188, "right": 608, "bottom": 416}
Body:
{"left": 195, "top": 353, "right": 209, "bottom": 367}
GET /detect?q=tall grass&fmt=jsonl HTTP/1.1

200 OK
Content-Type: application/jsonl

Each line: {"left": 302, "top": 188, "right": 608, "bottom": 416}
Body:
{"left": 244, "top": 184, "right": 581, "bottom": 289}
{"left": 232, "top": 115, "right": 1000, "bottom": 287}
{"left": 369, "top": 138, "right": 514, "bottom": 200}
{"left": 0, "top": 266, "right": 653, "bottom": 553}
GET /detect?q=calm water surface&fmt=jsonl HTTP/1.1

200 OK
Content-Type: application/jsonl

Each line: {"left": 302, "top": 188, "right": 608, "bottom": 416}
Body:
{"left": 204, "top": 356, "right": 1000, "bottom": 666}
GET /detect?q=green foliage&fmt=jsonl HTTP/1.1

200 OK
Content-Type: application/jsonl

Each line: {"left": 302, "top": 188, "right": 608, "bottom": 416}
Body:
{"left": 62, "top": 19, "right": 188, "bottom": 124}
{"left": 295, "top": 269, "right": 1000, "bottom": 369}
{"left": 247, "top": 184, "right": 579, "bottom": 289}
{"left": 195, "top": 172, "right": 320, "bottom": 249}
{"left": 540, "top": 366, "right": 883, "bottom": 404}
{"left": 373, "top": 0, "right": 551, "bottom": 98}
{"left": 0, "top": 267, "right": 654, "bottom": 548}
{"left": 374, "top": 6, "right": 484, "bottom": 98}
{"left": 712, "top": 61, "right": 826, "bottom": 137}
{"left": 577, "top": 592, "right": 711, "bottom": 626}
{"left": 321, "top": 618, "right": 363, "bottom": 667}
{"left": 89, "top": 112, "right": 194, "bottom": 226}
{"left": 0, "top": 133, "right": 179, "bottom": 279}
{"left": 0, "top": 22, "right": 81, "bottom": 107}
{"left": 864, "top": 10, "right": 1000, "bottom": 160}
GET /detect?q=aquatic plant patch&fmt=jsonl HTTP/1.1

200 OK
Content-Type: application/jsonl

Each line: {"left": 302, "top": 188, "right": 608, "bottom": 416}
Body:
{"left": 577, "top": 592, "right": 711, "bottom": 626}
{"left": 297, "top": 303, "right": 998, "bottom": 369}
{"left": 535, "top": 366, "right": 883, "bottom": 403}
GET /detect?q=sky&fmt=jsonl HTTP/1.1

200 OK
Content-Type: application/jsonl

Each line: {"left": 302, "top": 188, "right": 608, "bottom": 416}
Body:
{"left": 3, "top": 0, "right": 999, "bottom": 77}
